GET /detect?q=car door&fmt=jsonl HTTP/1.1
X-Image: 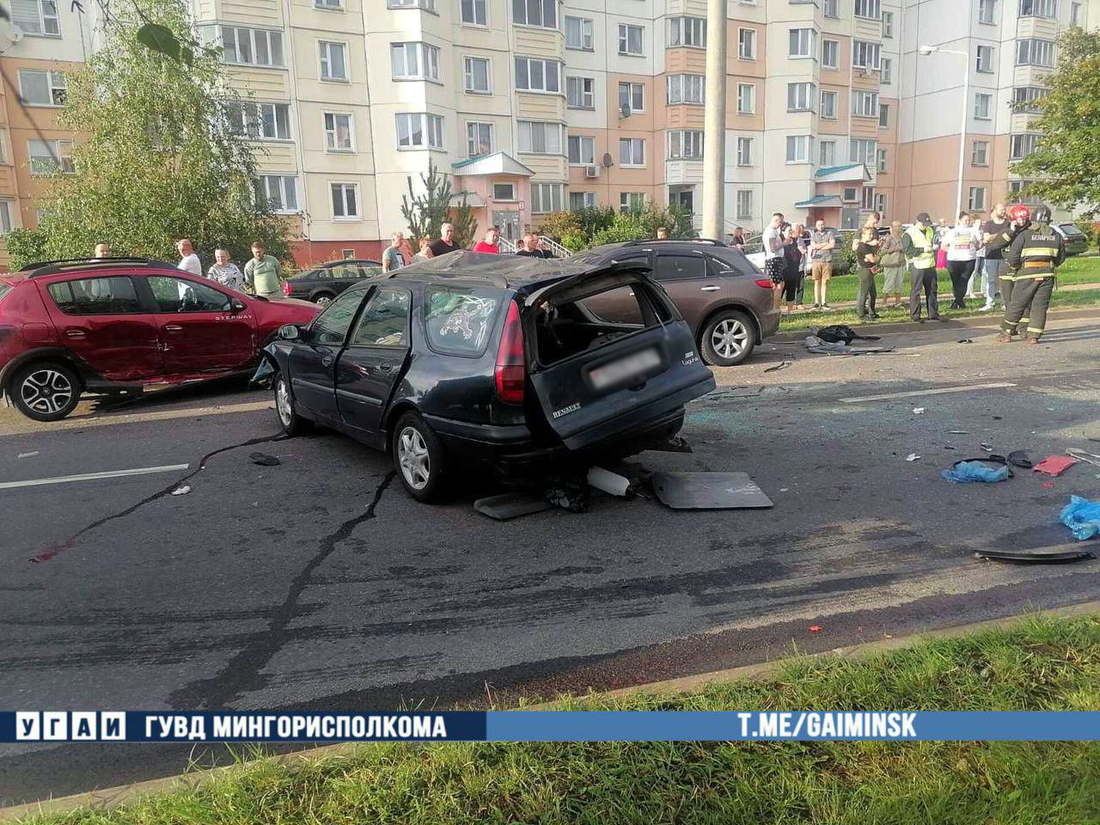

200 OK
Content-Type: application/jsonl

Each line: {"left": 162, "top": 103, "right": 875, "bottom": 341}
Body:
{"left": 288, "top": 288, "right": 366, "bottom": 418}
{"left": 652, "top": 252, "right": 720, "bottom": 330}
{"left": 334, "top": 286, "right": 412, "bottom": 440}
{"left": 145, "top": 274, "right": 256, "bottom": 375}
{"left": 43, "top": 274, "right": 163, "bottom": 381}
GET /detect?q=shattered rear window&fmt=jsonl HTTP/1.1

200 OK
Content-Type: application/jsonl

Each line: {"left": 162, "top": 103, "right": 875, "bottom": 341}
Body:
{"left": 424, "top": 286, "right": 502, "bottom": 357}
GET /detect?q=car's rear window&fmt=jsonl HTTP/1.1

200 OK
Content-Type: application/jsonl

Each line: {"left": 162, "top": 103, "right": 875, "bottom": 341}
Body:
{"left": 0, "top": 282, "right": 12, "bottom": 305}
{"left": 423, "top": 286, "right": 502, "bottom": 357}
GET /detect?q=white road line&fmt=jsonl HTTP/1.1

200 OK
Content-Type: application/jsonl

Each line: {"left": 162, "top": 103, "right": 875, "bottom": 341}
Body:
{"left": 841, "top": 382, "right": 1017, "bottom": 404}
{"left": 0, "top": 464, "right": 190, "bottom": 491}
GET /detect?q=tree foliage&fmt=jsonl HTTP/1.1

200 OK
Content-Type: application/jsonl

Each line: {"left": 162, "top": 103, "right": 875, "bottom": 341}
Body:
{"left": 1010, "top": 28, "right": 1100, "bottom": 217}
{"left": 400, "top": 161, "right": 478, "bottom": 247}
{"left": 539, "top": 203, "right": 697, "bottom": 252}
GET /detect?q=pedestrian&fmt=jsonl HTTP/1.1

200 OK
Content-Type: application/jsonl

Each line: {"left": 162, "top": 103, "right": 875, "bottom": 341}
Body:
{"left": 656, "top": 226, "right": 669, "bottom": 240}
{"left": 413, "top": 237, "right": 434, "bottom": 262}
{"left": 850, "top": 211, "right": 881, "bottom": 252}
{"left": 967, "top": 211, "right": 984, "bottom": 298}
{"left": 999, "top": 204, "right": 1063, "bottom": 344}
{"left": 397, "top": 234, "right": 416, "bottom": 266}
{"left": 942, "top": 211, "right": 980, "bottom": 309}
{"left": 729, "top": 226, "right": 746, "bottom": 248}
{"left": 934, "top": 219, "right": 949, "bottom": 270}
{"left": 979, "top": 203, "right": 1012, "bottom": 311}
{"left": 207, "top": 247, "right": 245, "bottom": 291}
{"left": 516, "top": 232, "right": 551, "bottom": 258}
{"left": 382, "top": 232, "right": 407, "bottom": 272}
{"left": 244, "top": 240, "right": 283, "bottom": 300}
{"left": 429, "top": 222, "right": 461, "bottom": 257}
{"left": 797, "top": 224, "right": 812, "bottom": 307}
{"left": 808, "top": 218, "right": 836, "bottom": 310}
{"left": 903, "top": 212, "right": 939, "bottom": 322}
{"left": 762, "top": 212, "right": 786, "bottom": 311}
{"left": 780, "top": 225, "right": 804, "bottom": 316}
{"left": 472, "top": 226, "right": 501, "bottom": 254}
{"left": 93, "top": 242, "right": 110, "bottom": 258}
{"left": 854, "top": 226, "right": 880, "bottom": 321}
{"left": 879, "top": 221, "right": 906, "bottom": 308}
{"left": 176, "top": 239, "right": 201, "bottom": 276}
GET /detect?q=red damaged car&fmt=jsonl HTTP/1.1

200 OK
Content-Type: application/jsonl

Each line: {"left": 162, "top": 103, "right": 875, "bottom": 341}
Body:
{"left": 0, "top": 257, "right": 319, "bottom": 421}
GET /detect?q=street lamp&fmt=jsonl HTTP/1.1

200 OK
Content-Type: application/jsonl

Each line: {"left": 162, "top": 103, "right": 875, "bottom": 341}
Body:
{"left": 918, "top": 45, "right": 970, "bottom": 218}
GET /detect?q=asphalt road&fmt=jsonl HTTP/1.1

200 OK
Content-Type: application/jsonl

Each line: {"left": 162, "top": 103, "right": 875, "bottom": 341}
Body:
{"left": 3, "top": 312, "right": 1100, "bottom": 805}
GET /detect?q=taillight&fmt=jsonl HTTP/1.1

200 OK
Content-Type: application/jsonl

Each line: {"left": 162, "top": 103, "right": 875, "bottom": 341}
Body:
{"left": 282, "top": 281, "right": 292, "bottom": 296}
{"left": 495, "top": 300, "right": 525, "bottom": 404}
{"left": 754, "top": 279, "right": 773, "bottom": 289}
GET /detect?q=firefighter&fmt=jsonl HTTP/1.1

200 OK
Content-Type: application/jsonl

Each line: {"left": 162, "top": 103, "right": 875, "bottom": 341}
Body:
{"left": 998, "top": 204, "right": 1065, "bottom": 344}
{"left": 987, "top": 204, "right": 1031, "bottom": 322}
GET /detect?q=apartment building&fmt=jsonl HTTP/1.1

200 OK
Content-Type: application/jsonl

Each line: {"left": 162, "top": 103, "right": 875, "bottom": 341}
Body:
{"left": 0, "top": 0, "right": 1095, "bottom": 267}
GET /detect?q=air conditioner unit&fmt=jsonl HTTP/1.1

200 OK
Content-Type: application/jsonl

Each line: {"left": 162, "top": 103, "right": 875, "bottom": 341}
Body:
{"left": 584, "top": 165, "right": 599, "bottom": 178}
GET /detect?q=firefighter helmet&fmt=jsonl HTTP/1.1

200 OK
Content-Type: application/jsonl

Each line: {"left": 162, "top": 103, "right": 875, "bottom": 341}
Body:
{"left": 1032, "top": 205, "right": 1053, "bottom": 223}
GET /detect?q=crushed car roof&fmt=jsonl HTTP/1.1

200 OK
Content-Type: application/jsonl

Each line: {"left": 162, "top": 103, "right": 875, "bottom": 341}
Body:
{"left": 381, "top": 250, "right": 649, "bottom": 290}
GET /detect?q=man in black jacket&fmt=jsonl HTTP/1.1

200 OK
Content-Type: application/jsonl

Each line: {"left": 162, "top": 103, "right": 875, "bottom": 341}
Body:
{"left": 999, "top": 205, "right": 1066, "bottom": 344}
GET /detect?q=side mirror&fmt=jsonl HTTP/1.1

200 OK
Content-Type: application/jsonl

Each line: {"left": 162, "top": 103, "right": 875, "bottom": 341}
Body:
{"left": 277, "top": 324, "right": 300, "bottom": 341}
{"left": 230, "top": 299, "right": 247, "bottom": 313}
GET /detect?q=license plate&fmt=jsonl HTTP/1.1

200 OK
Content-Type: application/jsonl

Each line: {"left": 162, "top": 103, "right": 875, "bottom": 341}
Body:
{"left": 589, "top": 348, "right": 661, "bottom": 390}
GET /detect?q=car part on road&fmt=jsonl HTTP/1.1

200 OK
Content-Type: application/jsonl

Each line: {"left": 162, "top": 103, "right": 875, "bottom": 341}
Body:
{"left": 645, "top": 435, "right": 693, "bottom": 454}
{"left": 586, "top": 466, "right": 631, "bottom": 497}
{"left": 1007, "top": 451, "right": 1034, "bottom": 469}
{"left": 249, "top": 452, "right": 281, "bottom": 467}
{"left": 912, "top": 407, "right": 925, "bottom": 415}
{"left": 906, "top": 453, "right": 921, "bottom": 461}
{"left": 1033, "top": 455, "right": 1078, "bottom": 477}
{"left": 650, "top": 471, "right": 773, "bottom": 510}
{"left": 473, "top": 492, "right": 552, "bottom": 521}
{"left": 975, "top": 546, "right": 1095, "bottom": 562}
{"left": 700, "top": 309, "right": 756, "bottom": 366}
{"left": 170, "top": 485, "right": 190, "bottom": 496}
{"left": 1066, "top": 448, "right": 1100, "bottom": 469}
{"left": 543, "top": 476, "right": 590, "bottom": 512}
{"left": 815, "top": 325, "right": 881, "bottom": 344}
{"left": 941, "top": 460, "right": 1011, "bottom": 484}
{"left": 804, "top": 336, "right": 896, "bottom": 356}
{"left": 763, "top": 359, "right": 791, "bottom": 373}
{"left": 11, "top": 361, "right": 81, "bottom": 422}
{"left": 1060, "top": 496, "right": 1100, "bottom": 541}
{"left": 393, "top": 411, "right": 448, "bottom": 502}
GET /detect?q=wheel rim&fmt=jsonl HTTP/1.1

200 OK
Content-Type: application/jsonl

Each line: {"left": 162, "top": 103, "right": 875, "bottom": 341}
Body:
{"left": 276, "top": 378, "right": 293, "bottom": 426}
{"left": 315, "top": 295, "right": 332, "bottom": 307}
{"left": 711, "top": 319, "right": 749, "bottom": 360}
{"left": 397, "top": 426, "right": 431, "bottom": 491}
{"left": 21, "top": 369, "right": 73, "bottom": 414}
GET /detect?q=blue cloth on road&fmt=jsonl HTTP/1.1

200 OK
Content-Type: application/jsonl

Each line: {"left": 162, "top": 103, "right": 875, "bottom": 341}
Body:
{"left": 1059, "top": 495, "right": 1100, "bottom": 541}
{"left": 941, "top": 461, "right": 1010, "bottom": 483}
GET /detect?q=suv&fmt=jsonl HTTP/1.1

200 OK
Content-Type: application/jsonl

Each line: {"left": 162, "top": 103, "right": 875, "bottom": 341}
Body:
{"left": 261, "top": 251, "right": 716, "bottom": 501}
{"left": 0, "top": 258, "right": 320, "bottom": 421}
{"left": 567, "top": 240, "right": 780, "bottom": 366}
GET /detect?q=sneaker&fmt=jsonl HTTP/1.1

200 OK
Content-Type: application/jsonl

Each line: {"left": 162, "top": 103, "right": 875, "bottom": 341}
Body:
{"left": 822, "top": 303, "right": 832, "bottom": 310}
{"left": 871, "top": 313, "right": 881, "bottom": 320}
{"left": 979, "top": 303, "right": 994, "bottom": 312}
{"left": 811, "top": 303, "right": 821, "bottom": 310}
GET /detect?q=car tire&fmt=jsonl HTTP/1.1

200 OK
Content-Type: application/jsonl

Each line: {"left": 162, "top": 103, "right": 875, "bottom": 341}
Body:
{"left": 274, "top": 372, "right": 309, "bottom": 437}
{"left": 10, "top": 361, "right": 82, "bottom": 422}
{"left": 700, "top": 309, "right": 756, "bottom": 367}
{"left": 312, "top": 292, "right": 335, "bottom": 307}
{"left": 392, "top": 411, "right": 449, "bottom": 503}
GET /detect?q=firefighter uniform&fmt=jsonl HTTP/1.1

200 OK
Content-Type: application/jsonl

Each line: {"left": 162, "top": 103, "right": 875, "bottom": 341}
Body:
{"left": 1002, "top": 211, "right": 1065, "bottom": 342}
{"left": 985, "top": 218, "right": 1029, "bottom": 322}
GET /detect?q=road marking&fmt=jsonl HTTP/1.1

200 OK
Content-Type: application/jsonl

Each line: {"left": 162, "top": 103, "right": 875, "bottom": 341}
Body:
{"left": 0, "top": 464, "right": 190, "bottom": 491}
{"left": 841, "top": 382, "right": 1017, "bottom": 404}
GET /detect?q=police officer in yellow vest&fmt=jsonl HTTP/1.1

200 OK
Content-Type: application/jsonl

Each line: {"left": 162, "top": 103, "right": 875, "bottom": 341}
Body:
{"left": 998, "top": 204, "right": 1065, "bottom": 344}
{"left": 901, "top": 212, "right": 940, "bottom": 322}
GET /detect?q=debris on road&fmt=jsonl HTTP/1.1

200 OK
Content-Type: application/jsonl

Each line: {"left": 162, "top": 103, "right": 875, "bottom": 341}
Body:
{"left": 980, "top": 443, "right": 994, "bottom": 452}
{"left": 170, "top": 485, "right": 191, "bottom": 496}
{"left": 651, "top": 472, "right": 773, "bottom": 510}
{"left": 646, "top": 436, "right": 693, "bottom": 454}
{"left": 474, "top": 492, "right": 552, "bottom": 521}
{"left": 1033, "top": 455, "right": 1078, "bottom": 477}
{"left": 1059, "top": 496, "right": 1100, "bottom": 541}
{"left": 957, "top": 338, "right": 974, "bottom": 344}
{"left": 249, "top": 452, "right": 281, "bottom": 467}
{"left": 947, "top": 430, "right": 969, "bottom": 435}
{"left": 942, "top": 461, "right": 1010, "bottom": 484}
{"left": 17, "top": 452, "right": 39, "bottom": 459}
{"left": 912, "top": 407, "right": 925, "bottom": 415}
{"left": 544, "top": 477, "right": 590, "bottom": 513}
{"left": 906, "top": 453, "right": 921, "bottom": 461}
{"left": 809, "top": 625, "right": 822, "bottom": 633}
{"left": 1007, "top": 451, "right": 1033, "bottom": 469}
{"left": 975, "top": 545, "right": 1094, "bottom": 562}
{"left": 815, "top": 325, "right": 881, "bottom": 343}
{"left": 1067, "top": 448, "right": 1100, "bottom": 469}
{"left": 805, "top": 336, "right": 895, "bottom": 356}
{"left": 587, "top": 466, "right": 631, "bottom": 498}
{"left": 764, "top": 360, "right": 792, "bottom": 373}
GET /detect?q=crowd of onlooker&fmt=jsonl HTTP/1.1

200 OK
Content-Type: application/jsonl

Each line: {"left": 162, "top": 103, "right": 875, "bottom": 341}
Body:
{"left": 380, "top": 223, "right": 560, "bottom": 273}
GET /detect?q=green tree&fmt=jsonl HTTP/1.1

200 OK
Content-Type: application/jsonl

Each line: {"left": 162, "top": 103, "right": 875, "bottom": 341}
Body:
{"left": 400, "top": 161, "right": 478, "bottom": 247}
{"left": 1010, "top": 28, "right": 1100, "bottom": 216}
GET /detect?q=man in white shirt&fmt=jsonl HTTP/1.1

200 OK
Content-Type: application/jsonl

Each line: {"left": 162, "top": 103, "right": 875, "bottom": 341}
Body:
{"left": 176, "top": 239, "right": 202, "bottom": 276}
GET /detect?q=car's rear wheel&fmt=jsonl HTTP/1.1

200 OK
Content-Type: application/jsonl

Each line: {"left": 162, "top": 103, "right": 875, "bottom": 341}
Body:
{"left": 10, "top": 361, "right": 82, "bottom": 422}
{"left": 312, "top": 292, "right": 335, "bottom": 307}
{"left": 392, "top": 411, "right": 448, "bottom": 503}
{"left": 700, "top": 309, "right": 756, "bottom": 367}
{"left": 274, "top": 372, "right": 309, "bottom": 436}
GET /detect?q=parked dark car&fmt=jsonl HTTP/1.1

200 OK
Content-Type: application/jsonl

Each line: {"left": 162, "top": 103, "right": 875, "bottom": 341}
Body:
{"left": 1054, "top": 223, "right": 1089, "bottom": 257}
{"left": 260, "top": 251, "right": 716, "bottom": 502}
{"left": 0, "top": 257, "right": 320, "bottom": 421}
{"left": 280, "top": 259, "right": 382, "bottom": 305}
{"left": 565, "top": 239, "right": 781, "bottom": 366}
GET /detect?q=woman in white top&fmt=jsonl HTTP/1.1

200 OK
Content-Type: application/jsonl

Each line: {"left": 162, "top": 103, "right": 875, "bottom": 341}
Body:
{"left": 941, "top": 211, "right": 981, "bottom": 309}
{"left": 207, "top": 248, "right": 245, "bottom": 292}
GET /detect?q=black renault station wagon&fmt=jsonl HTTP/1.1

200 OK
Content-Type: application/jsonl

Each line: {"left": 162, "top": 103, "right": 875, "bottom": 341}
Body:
{"left": 259, "top": 251, "right": 716, "bottom": 501}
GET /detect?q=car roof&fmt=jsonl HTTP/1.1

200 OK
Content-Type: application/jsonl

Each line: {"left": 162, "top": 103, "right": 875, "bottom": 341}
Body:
{"left": 18, "top": 258, "right": 180, "bottom": 279}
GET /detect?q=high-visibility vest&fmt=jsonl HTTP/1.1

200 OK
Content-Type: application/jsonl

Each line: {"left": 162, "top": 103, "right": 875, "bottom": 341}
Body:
{"left": 905, "top": 225, "right": 935, "bottom": 269}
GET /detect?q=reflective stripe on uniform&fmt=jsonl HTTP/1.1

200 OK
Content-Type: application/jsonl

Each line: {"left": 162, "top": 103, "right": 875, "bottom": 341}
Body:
{"left": 1021, "top": 247, "right": 1057, "bottom": 258}
{"left": 1027, "top": 327, "right": 1044, "bottom": 334}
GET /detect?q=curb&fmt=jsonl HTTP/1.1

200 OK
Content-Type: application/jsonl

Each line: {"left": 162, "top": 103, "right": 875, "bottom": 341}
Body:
{"left": 4, "top": 600, "right": 1100, "bottom": 822}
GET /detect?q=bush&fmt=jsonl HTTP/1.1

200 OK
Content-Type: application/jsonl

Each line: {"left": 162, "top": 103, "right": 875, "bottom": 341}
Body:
{"left": 4, "top": 229, "right": 48, "bottom": 269}
{"left": 590, "top": 213, "right": 647, "bottom": 246}
{"left": 1074, "top": 220, "right": 1099, "bottom": 245}
{"left": 831, "top": 231, "right": 857, "bottom": 276}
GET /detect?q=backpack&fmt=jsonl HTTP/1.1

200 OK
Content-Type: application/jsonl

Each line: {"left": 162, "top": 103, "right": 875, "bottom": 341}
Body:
{"left": 815, "top": 325, "right": 880, "bottom": 344}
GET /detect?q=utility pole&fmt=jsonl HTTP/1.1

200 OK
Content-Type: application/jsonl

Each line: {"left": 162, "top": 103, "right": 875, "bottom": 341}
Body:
{"left": 701, "top": 0, "right": 728, "bottom": 240}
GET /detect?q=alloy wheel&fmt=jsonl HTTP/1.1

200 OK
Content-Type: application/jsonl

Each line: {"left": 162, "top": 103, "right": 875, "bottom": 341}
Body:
{"left": 315, "top": 295, "right": 333, "bottom": 307}
{"left": 20, "top": 369, "right": 74, "bottom": 415}
{"left": 397, "top": 426, "right": 431, "bottom": 490}
{"left": 276, "top": 377, "right": 293, "bottom": 427}
{"left": 711, "top": 319, "right": 749, "bottom": 360}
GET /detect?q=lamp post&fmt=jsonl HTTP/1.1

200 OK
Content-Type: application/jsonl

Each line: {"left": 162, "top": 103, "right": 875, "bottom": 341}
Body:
{"left": 701, "top": 0, "right": 727, "bottom": 240}
{"left": 918, "top": 45, "right": 970, "bottom": 218}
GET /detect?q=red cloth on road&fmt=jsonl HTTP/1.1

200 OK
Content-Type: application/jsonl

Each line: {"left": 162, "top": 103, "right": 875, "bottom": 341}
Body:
{"left": 1033, "top": 455, "right": 1078, "bottom": 477}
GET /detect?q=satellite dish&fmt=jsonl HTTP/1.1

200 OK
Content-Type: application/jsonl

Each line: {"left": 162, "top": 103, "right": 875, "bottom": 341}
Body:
{"left": 620, "top": 103, "right": 631, "bottom": 119}
{"left": 11, "top": 24, "right": 24, "bottom": 42}
{"left": 601, "top": 152, "right": 614, "bottom": 168}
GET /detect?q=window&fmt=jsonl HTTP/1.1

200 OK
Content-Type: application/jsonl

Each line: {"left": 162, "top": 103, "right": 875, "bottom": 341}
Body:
{"left": 351, "top": 288, "right": 411, "bottom": 348}
{"left": 1017, "top": 38, "right": 1054, "bottom": 67}
{"left": 738, "top": 28, "right": 756, "bottom": 60}
{"left": 877, "top": 148, "right": 887, "bottom": 172}
{"left": 843, "top": 187, "right": 858, "bottom": 202}
{"left": 464, "top": 56, "right": 491, "bottom": 93}
{"left": 311, "top": 290, "right": 364, "bottom": 345}
{"left": 567, "top": 134, "right": 595, "bottom": 164}
{"left": 0, "top": 200, "right": 12, "bottom": 235}
{"left": 668, "top": 74, "right": 705, "bottom": 105}
{"left": 316, "top": 0, "right": 342, "bottom": 8}
{"left": 854, "top": 0, "right": 880, "bottom": 18}
{"left": 323, "top": 113, "right": 353, "bottom": 151}
{"left": 620, "top": 192, "right": 646, "bottom": 212}
{"left": 974, "top": 92, "right": 992, "bottom": 120}
{"left": 518, "top": 121, "right": 563, "bottom": 154}
{"left": 976, "top": 45, "right": 993, "bottom": 73}
{"left": 789, "top": 28, "right": 816, "bottom": 58}
{"left": 331, "top": 183, "right": 359, "bottom": 219}
{"left": 515, "top": 57, "right": 560, "bottom": 93}
{"left": 972, "top": 140, "right": 990, "bottom": 166}
{"left": 968, "top": 186, "right": 987, "bottom": 211}
{"left": 852, "top": 90, "right": 878, "bottom": 117}
{"left": 787, "top": 82, "right": 816, "bottom": 112}
{"left": 28, "top": 138, "right": 74, "bottom": 174}
{"left": 532, "top": 183, "right": 564, "bottom": 213}
{"left": 388, "top": 0, "right": 436, "bottom": 10}
{"left": 823, "top": 0, "right": 839, "bottom": 16}
{"left": 861, "top": 186, "right": 876, "bottom": 210}
{"left": 17, "top": 69, "right": 66, "bottom": 106}
{"left": 979, "top": 0, "right": 996, "bottom": 22}
{"left": 567, "top": 76, "right": 595, "bottom": 108}
{"left": 786, "top": 135, "right": 813, "bottom": 163}
{"left": 853, "top": 40, "right": 881, "bottom": 69}
{"left": 820, "top": 90, "right": 838, "bottom": 119}
{"left": 148, "top": 277, "right": 231, "bottom": 314}
{"left": 618, "top": 82, "right": 644, "bottom": 113}
{"left": 1071, "top": 1, "right": 1082, "bottom": 24}
{"left": 565, "top": 16, "right": 594, "bottom": 50}
{"left": 850, "top": 138, "right": 877, "bottom": 165}
{"left": 226, "top": 102, "right": 292, "bottom": 140}
{"left": 461, "top": 0, "right": 487, "bottom": 26}
{"left": 736, "top": 136, "right": 752, "bottom": 166}
{"left": 220, "top": 26, "right": 285, "bottom": 67}
{"left": 466, "top": 121, "right": 493, "bottom": 156}
{"left": 513, "top": 0, "right": 556, "bottom": 27}
{"left": 736, "top": 190, "right": 753, "bottom": 219}
{"left": 820, "top": 140, "right": 837, "bottom": 166}
{"left": 669, "top": 130, "right": 704, "bottom": 159}
{"left": 654, "top": 255, "right": 705, "bottom": 281}
{"left": 619, "top": 137, "right": 645, "bottom": 167}
{"left": 493, "top": 182, "right": 515, "bottom": 200}
{"left": 1019, "top": 0, "right": 1056, "bottom": 17}
{"left": 1010, "top": 133, "right": 1040, "bottom": 159}
{"left": 880, "top": 57, "right": 892, "bottom": 84}
{"left": 875, "top": 192, "right": 887, "bottom": 214}
{"left": 822, "top": 39, "right": 839, "bottom": 69}
{"left": 736, "top": 83, "right": 755, "bottom": 114}
{"left": 878, "top": 103, "right": 889, "bottom": 127}
{"left": 392, "top": 42, "right": 440, "bottom": 81}
{"left": 396, "top": 113, "right": 444, "bottom": 149}
{"left": 618, "top": 24, "right": 644, "bottom": 55}
{"left": 256, "top": 175, "right": 299, "bottom": 212}
{"left": 319, "top": 41, "right": 348, "bottom": 80}
{"left": 1013, "top": 86, "right": 1049, "bottom": 112}
{"left": 48, "top": 278, "right": 141, "bottom": 315}
{"left": 1009, "top": 180, "right": 1042, "bottom": 203}
{"left": 669, "top": 16, "right": 706, "bottom": 47}
{"left": 12, "top": 0, "right": 60, "bottom": 36}
{"left": 881, "top": 10, "right": 894, "bottom": 36}
{"left": 570, "top": 191, "right": 597, "bottom": 210}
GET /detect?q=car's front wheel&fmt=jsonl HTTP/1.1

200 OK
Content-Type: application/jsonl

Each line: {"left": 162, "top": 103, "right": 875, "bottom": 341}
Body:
{"left": 700, "top": 309, "right": 756, "bottom": 367}
{"left": 392, "top": 411, "right": 449, "bottom": 503}
{"left": 10, "top": 361, "right": 82, "bottom": 422}
{"left": 274, "top": 372, "right": 309, "bottom": 436}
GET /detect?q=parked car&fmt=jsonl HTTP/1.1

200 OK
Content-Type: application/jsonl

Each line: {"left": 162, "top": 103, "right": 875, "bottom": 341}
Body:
{"left": 281, "top": 260, "right": 382, "bottom": 305}
{"left": 566, "top": 239, "right": 781, "bottom": 366}
{"left": 260, "top": 251, "right": 716, "bottom": 502}
{"left": 0, "top": 257, "right": 320, "bottom": 421}
{"left": 1054, "top": 223, "right": 1089, "bottom": 257}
